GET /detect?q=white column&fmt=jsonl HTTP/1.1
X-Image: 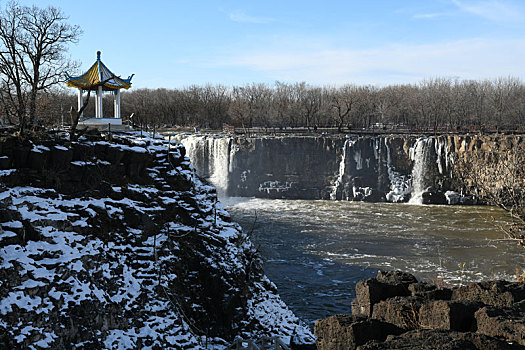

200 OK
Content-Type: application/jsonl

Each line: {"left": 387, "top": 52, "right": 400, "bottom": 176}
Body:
{"left": 114, "top": 90, "right": 121, "bottom": 118}
{"left": 77, "top": 88, "right": 83, "bottom": 118}
{"left": 97, "top": 86, "right": 103, "bottom": 118}
{"left": 95, "top": 89, "right": 99, "bottom": 118}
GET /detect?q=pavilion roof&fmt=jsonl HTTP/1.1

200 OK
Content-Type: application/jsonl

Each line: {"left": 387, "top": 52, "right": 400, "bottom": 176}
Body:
{"left": 66, "top": 51, "right": 133, "bottom": 91}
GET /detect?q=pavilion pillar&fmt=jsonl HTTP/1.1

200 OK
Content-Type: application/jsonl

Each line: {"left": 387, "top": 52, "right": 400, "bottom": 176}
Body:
{"left": 96, "top": 86, "right": 103, "bottom": 118}
{"left": 114, "top": 89, "right": 121, "bottom": 118}
{"left": 95, "top": 89, "right": 99, "bottom": 117}
{"left": 77, "top": 88, "right": 83, "bottom": 118}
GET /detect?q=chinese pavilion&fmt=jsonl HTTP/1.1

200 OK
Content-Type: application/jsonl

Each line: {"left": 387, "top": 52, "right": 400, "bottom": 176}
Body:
{"left": 66, "top": 51, "right": 134, "bottom": 125}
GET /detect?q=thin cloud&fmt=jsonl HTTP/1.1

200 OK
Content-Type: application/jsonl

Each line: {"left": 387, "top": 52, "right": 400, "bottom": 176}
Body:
{"left": 451, "top": 0, "right": 525, "bottom": 22}
{"left": 228, "top": 10, "right": 275, "bottom": 24}
{"left": 412, "top": 12, "right": 447, "bottom": 19}
{"left": 216, "top": 38, "right": 525, "bottom": 85}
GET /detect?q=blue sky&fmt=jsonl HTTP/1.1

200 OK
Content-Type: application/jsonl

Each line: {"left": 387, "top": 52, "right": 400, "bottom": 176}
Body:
{"left": 16, "top": 0, "right": 525, "bottom": 88}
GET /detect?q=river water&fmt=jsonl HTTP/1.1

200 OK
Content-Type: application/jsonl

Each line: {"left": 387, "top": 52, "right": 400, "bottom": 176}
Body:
{"left": 221, "top": 197, "right": 524, "bottom": 327}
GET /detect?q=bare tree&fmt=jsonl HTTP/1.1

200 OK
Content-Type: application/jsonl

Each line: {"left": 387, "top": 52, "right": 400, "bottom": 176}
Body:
{"left": 454, "top": 140, "right": 525, "bottom": 247}
{"left": 331, "top": 84, "right": 357, "bottom": 131}
{"left": 0, "top": 1, "right": 81, "bottom": 135}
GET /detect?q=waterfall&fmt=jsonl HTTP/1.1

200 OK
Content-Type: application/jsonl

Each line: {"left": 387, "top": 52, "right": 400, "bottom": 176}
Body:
{"left": 408, "top": 137, "right": 435, "bottom": 204}
{"left": 209, "top": 137, "right": 232, "bottom": 194}
{"left": 180, "top": 135, "right": 233, "bottom": 196}
{"left": 177, "top": 133, "right": 462, "bottom": 203}
{"left": 331, "top": 139, "right": 353, "bottom": 200}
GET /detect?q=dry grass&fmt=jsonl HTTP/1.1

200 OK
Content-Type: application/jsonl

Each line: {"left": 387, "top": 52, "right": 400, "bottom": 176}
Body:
{"left": 515, "top": 267, "right": 525, "bottom": 283}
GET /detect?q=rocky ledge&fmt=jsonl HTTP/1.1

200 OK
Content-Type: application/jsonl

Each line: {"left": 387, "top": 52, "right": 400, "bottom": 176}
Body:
{"left": 315, "top": 271, "right": 525, "bottom": 349}
{"left": 0, "top": 131, "right": 313, "bottom": 349}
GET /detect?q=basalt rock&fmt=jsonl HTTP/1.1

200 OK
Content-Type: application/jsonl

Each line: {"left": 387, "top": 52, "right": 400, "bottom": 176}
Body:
{"left": 314, "top": 314, "right": 403, "bottom": 350}
{"left": 475, "top": 300, "right": 525, "bottom": 345}
{"left": 317, "top": 271, "right": 525, "bottom": 350}
{"left": 418, "top": 300, "right": 480, "bottom": 332}
{"left": 452, "top": 280, "right": 525, "bottom": 307}
{"left": 357, "top": 329, "right": 521, "bottom": 350}
{"left": 351, "top": 270, "right": 417, "bottom": 316}
{"left": 371, "top": 296, "right": 424, "bottom": 330}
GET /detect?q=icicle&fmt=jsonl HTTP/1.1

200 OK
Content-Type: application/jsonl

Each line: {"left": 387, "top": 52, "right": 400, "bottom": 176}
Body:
{"left": 384, "top": 138, "right": 411, "bottom": 203}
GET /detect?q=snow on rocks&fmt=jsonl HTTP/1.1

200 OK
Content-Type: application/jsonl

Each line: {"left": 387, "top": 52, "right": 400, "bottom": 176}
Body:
{"left": 0, "top": 132, "right": 312, "bottom": 349}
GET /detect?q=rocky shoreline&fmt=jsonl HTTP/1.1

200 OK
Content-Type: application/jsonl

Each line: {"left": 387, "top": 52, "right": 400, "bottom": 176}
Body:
{"left": 315, "top": 271, "right": 525, "bottom": 349}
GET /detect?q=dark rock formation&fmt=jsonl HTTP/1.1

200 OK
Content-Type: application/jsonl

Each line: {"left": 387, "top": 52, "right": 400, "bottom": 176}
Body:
{"left": 418, "top": 300, "right": 480, "bottom": 332}
{"left": 452, "top": 280, "right": 525, "bottom": 307}
{"left": 475, "top": 300, "right": 525, "bottom": 346}
{"left": 316, "top": 271, "right": 525, "bottom": 350}
{"left": 371, "top": 296, "right": 424, "bottom": 330}
{"left": 314, "top": 314, "right": 403, "bottom": 350}
{"left": 351, "top": 270, "right": 418, "bottom": 316}
{"left": 357, "top": 329, "right": 521, "bottom": 350}
{"left": 0, "top": 133, "right": 313, "bottom": 349}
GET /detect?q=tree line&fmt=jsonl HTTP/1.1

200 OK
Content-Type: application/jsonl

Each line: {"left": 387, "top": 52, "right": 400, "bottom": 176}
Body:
{"left": 35, "top": 77, "right": 525, "bottom": 132}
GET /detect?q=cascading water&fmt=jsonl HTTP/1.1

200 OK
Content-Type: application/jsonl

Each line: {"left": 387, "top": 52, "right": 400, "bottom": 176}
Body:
{"left": 180, "top": 135, "right": 233, "bottom": 196}
{"left": 178, "top": 133, "right": 468, "bottom": 204}
{"left": 408, "top": 137, "right": 436, "bottom": 204}
{"left": 209, "top": 137, "right": 233, "bottom": 195}
{"left": 330, "top": 139, "right": 351, "bottom": 200}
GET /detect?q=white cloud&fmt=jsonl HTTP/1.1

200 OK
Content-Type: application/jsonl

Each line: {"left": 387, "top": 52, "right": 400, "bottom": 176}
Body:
{"left": 228, "top": 10, "right": 274, "bottom": 24}
{"left": 412, "top": 12, "right": 447, "bottom": 19}
{"left": 216, "top": 38, "right": 525, "bottom": 85}
{"left": 451, "top": 0, "right": 525, "bottom": 22}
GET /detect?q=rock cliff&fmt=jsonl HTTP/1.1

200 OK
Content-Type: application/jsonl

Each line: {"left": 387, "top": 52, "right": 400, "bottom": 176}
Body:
{"left": 0, "top": 131, "right": 313, "bottom": 349}
{"left": 180, "top": 133, "right": 524, "bottom": 205}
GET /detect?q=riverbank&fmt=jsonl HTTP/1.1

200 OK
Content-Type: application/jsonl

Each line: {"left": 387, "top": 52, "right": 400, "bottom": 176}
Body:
{"left": 315, "top": 270, "right": 525, "bottom": 349}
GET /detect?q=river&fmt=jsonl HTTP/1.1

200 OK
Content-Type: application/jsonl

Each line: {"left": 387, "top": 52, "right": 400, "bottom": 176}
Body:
{"left": 221, "top": 197, "right": 524, "bottom": 327}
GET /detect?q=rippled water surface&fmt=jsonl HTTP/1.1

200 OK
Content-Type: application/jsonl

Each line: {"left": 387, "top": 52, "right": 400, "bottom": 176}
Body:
{"left": 222, "top": 198, "right": 524, "bottom": 326}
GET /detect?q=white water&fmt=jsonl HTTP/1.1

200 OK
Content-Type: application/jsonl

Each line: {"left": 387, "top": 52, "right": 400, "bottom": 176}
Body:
{"left": 408, "top": 138, "right": 431, "bottom": 204}
{"left": 180, "top": 135, "right": 233, "bottom": 196}
{"left": 330, "top": 139, "right": 353, "bottom": 200}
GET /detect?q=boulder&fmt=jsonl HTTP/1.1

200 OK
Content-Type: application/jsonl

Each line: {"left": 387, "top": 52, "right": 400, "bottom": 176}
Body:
{"left": 452, "top": 281, "right": 525, "bottom": 307}
{"left": 371, "top": 296, "right": 424, "bottom": 330}
{"left": 314, "top": 314, "right": 403, "bottom": 350}
{"left": 357, "top": 329, "right": 520, "bottom": 350}
{"left": 408, "top": 282, "right": 452, "bottom": 300}
{"left": 418, "top": 300, "right": 480, "bottom": 332}
{"left": 352, "top": 271, "right": 417, "bottom": 316}
{"left": 475, "top": 300, "right": 525, "bottom": 346}
{"left": 421, "top": 190, "right": 447, "bottom": 205}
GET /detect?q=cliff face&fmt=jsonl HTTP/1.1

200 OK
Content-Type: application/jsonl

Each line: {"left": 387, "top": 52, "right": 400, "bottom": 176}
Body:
{"left": 0, "top": 132, "right": 312, "bottom": 349}
{"left": 181, "top": 133, "right": 525, "bottom": 204}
